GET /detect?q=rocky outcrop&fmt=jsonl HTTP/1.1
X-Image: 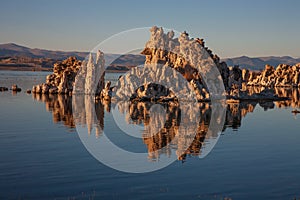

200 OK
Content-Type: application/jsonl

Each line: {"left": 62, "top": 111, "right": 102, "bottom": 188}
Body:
{"left": 30, "top": 26, "right": 296, "bottom": 102}
{"left": 119, "top": 26, "right": 287, "bottom": 102}
{"left": 113, "top": 63, "right": 198, "bottom": 102}
{"left": 33, "top": 51, "right": 105, "bottom": 95}
{"left": 247, "top": 63, "right": 300, "bottom": 87}
{"left": 228, "top": 65, "right": 242, "bottom": 90}
{"left": 97, "top": 81, "right": 112, "bottom": 101}
{"left": 227, "top": 87, "right": 289, "bottom": 101}
{"left": 130, "top": 83, "right": 176, "bottom": 102}
{"left": 112, "top": 27, "right": 227, "bottom": 102}
{"left": 138, "top": 26, "right": 226, "bottom": 101}
{"left": 73, "top": 50, "right": 105, "bottom": 95}
{"left": 32, "top": 57, "right": 81, "bottom": 94}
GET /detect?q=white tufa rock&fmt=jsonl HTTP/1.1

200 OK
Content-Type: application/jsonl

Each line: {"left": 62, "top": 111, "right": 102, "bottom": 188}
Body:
{"left": 73, "top": 50, "right": 105, "bottom": 95}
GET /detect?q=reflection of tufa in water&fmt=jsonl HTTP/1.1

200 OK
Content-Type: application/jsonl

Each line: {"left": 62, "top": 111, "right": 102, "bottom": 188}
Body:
{"left": 32, "top": 93, "right": 75, "bottom": 129}
{"left": 33, "top": 92, "right": 300, "bottom": 161}
{"left": 32, "top": 93, "right": 104, "bottom": 136}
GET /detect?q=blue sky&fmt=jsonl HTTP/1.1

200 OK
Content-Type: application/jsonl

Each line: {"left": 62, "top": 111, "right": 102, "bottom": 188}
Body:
{"left": 1, "top": 0, "right": 300, "bottom": 58}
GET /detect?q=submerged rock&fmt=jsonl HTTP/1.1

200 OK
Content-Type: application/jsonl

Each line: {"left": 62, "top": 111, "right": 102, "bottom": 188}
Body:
{"left": 292, "top": 109, "right": 300, "bottom": 114}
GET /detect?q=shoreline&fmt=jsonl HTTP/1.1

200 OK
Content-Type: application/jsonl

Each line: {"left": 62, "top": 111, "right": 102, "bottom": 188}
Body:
{"left": 0, "top": 68, "right": 127, "bottom": 73}
{"left": 0, "top": 67, "right": 52, "bottom": 72}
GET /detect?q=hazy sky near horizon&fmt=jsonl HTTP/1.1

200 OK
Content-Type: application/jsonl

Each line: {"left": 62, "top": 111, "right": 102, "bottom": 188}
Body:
{"left": 1, "top": 0, "right": 300, "bottom": 58}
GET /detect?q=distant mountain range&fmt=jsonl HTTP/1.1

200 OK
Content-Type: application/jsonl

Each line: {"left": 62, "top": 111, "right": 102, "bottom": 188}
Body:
{"left": 0, "top": 43, "right": 299, "bottom": 71}
{"left": 0, "top": 43, "right": 88, "bottom": 60}
{"left": 222, "top": 56, "right": 300, "bottom": 71}
{"left": 0, "top": 43, "right": 145, "bottom": 71}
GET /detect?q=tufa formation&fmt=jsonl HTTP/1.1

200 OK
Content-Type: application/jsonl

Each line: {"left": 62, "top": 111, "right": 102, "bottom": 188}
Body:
{"left": 32, "top": 56, "right": 81, "bottom": 95}
{"left": 32, "top": 50, "right": 105, "bottom": 95}
{"left": 30, "top": 26, "right": 299, "bottom": 102}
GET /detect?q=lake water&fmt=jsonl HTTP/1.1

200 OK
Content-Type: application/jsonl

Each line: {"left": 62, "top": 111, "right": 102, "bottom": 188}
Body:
{"left": 1, "top": 71, "right": 300, "bottom": 199}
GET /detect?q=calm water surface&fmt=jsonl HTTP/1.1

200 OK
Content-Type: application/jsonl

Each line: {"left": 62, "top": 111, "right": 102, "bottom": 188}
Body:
{"left": 0, "top": 71, "right": 300, "bottom": 199}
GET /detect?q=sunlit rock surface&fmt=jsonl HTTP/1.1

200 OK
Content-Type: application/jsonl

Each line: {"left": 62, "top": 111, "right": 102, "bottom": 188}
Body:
{"left": 33, "top": 51, "right": 105, "bottom": 95}
{"left": 113, "top": 26, "right": 288, "bottom": 102}
{"left": 73, "top": 50, "right": 105, "bottom": 95}
{"left": 33, "top": 57, "right": 81, "bottom": 94}
{"left": 247, "top": 63, "right": 300, "bottom": 88}
{"left": 31, "top": 26, "right": 298, "bottom": 102}
{"left": 112, "top": 26, "right": 226, "bottom": 102}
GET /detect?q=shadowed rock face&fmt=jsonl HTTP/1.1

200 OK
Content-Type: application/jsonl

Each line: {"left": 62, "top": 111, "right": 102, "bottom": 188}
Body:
{"left": 130, "top": 83, "right": 176, "bottom": 102}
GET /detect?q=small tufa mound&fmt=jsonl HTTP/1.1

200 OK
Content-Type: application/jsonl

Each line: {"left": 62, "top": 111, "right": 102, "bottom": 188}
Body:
{"left": 33, "top": 57, "right": 81, "bottom": 95}
{"left": 0, "top": 87, "right": 8, "bottom": 92}
{"left": 32, "top": 53, "right": 105, "bottom": 96}
{"left": 11, "top": 84, "right": 21, "bottom": 92}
